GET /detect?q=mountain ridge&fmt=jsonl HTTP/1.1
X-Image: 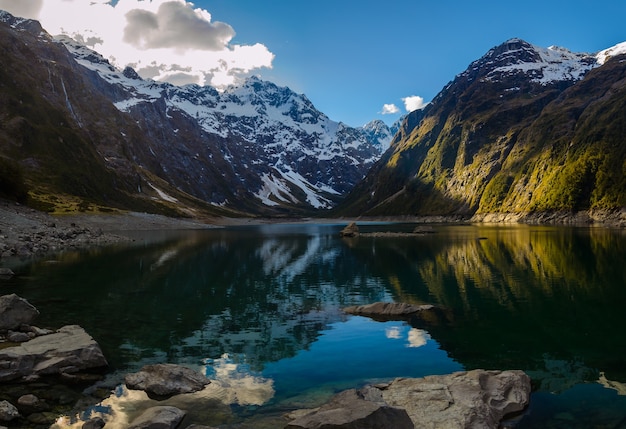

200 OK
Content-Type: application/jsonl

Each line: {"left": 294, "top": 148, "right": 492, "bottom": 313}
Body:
{"left": 0, "top": 10, "right": 391, "bottom": 216}
{"left": 335, "top": 38, "right": 626, "bottom": 221}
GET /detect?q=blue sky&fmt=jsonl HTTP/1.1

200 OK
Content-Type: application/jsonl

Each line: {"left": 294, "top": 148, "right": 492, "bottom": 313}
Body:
{"left": 2, "top": 0, "right": 625, "bottom": 127}
{"left": 198, "top": 0, "right": 626, "bottom": 127}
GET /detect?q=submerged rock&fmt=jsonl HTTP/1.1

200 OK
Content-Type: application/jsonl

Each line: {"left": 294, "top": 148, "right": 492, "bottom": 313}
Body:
{"left": 128, "top": 405, "right": 186, "bottom": 429}
{"left": 125, "top": 363, "right": 211, "bottom": 398}
{"left": 285, "top": 370, "right": 531, "bottom": 429}
{"left": 0, "top": 325, "right": 108, "bottom": 382}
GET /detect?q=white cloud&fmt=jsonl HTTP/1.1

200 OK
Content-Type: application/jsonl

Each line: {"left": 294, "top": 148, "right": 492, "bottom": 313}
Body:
{"left": 0, "top": 0, "right": 42, "bottom": 19}
{"left": 402, "top": 95, "right": 428, "bottom": 112}
{"left": 8, "top": 0, "right": 274, "bottom": 88}
{"left": 381, "top": 103, "right": 400, "bottom": 115}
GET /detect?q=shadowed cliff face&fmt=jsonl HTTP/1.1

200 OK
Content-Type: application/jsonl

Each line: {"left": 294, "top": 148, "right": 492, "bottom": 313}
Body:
{"left": 337, "top": 39, "right": 626, "bottom": 217}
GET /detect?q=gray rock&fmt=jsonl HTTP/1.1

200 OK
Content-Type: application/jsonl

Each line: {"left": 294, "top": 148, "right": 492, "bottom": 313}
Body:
{"left": 285, "top": 370, "right": 531, "bottom": 429}
{"left": 344, "top": 301, "right": 453, "bottom": 328}
{"left": 17, "top": 394, "right": 49, "bottom": 413}
{"left": 379, "top": 370, "right": 530, "bottom": 428}
{"left": 0, "top": 325, "right": 108, "bottom": 381}
{"left": 0, "top": 268, "right": 14, "bottom": 279}
{"left": 7, "top": 331, "right": 31, "bottom": 343}
{"left": 285, "top": 388, "right": 413, "bottom": 429}
{"left": 339, "top": 222, "right": 359, "bottom": 237}
{"left": 0, "top": 294, "right": 39, "bottom": 330}
{"left": 185, "top": 426, "right": 218, "bottom": 429}
{"left": 344, "top": 301, "right": 435, "bottom": 318}
{"left": 128, "top": 406, "right": 186, "bottom": 429}
{"left": 82, "top": 416, "right": 106, "bottom": 429}
{"left": 125, "top": 363, "right": 210, "bottom": 397}
{"left": 0, "top": 400, "right": 19, "bottom": 422}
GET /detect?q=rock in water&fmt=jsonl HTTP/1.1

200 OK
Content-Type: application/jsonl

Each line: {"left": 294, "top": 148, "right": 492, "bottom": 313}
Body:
{"left": 339, "top": 222, "right": 359, "bottom": 237}
{"left": 125, "top": 363, "right": 210, "bottom": 397}
{"left": 0, "top": 294, "right": 39, "bottom": 330}
{"left": 285, "top": 370, "right": 531, "bottom": 429}
{"left": 0, "top": 325, "right": 108, "bottom": 381}
{"left": 380, "top": 370, "right": 531, "bottom": 428}
{"left": 285, "top": 388, "right": 413, "bottom": 429}
{"left": 128, "top": 406, "right": 185, "bottom": 429}
{"left": 344, "top": 302, "right": 435, "bottom": 318}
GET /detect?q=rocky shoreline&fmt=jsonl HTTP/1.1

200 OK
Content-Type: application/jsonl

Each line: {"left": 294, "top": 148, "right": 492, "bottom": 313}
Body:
{"left": 0, "top": 200, "right": 218, "bottom": 260}
{"left": 1, "top": 198, "right": 624, "bottom": 261}
{"left": 0, "top": 296, "right": 532, "bottom": 428}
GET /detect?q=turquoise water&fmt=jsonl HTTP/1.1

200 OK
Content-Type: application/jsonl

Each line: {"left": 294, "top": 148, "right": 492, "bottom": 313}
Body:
{"left": 3, "top": 223, "right": 626, "bottom": 427}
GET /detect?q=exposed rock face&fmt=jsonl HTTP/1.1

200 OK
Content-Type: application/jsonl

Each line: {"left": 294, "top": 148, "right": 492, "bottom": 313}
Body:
{"left": 128, "top": 406, "right": 186, "bottom": 429}
{"left": 125, "top": 363, "right": 211, "bottom": 397}
{"left": 0, "top": 325, "right": 108, "bottom": 381}
{"left": 0, "top": 294, "right": 39, "bottom": 330}
{"left": 286, "top": 370, "right": 531, "bottom": 429}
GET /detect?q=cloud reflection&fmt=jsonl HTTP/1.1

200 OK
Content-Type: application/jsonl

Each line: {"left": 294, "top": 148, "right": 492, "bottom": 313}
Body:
{"left": 203, "top": 353, "right": 275, "bottom": 406}
{"left": 384, "top": 326, "right": 430, "bottom": 348}
{"left": 50, "top": 355, "right": 274, "bottom": 428}
{"left": 407, "top": 328, "right": 430, "bottom": 348}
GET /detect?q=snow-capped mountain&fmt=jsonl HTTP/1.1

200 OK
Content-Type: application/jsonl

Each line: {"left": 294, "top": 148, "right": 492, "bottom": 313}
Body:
{"left": 338, "top": 37, "right": 626, "bottom": 218}
{"left": 360, "top": 119, "right": 402, "bottom": 152}
{"left": 57, "top": 35, "right": 384, "bottom": 211}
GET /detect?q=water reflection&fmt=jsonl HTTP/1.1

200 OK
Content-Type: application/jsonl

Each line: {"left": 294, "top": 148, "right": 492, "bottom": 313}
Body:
{"left": 4, "top": 223, "right": 626, "bottom": 427}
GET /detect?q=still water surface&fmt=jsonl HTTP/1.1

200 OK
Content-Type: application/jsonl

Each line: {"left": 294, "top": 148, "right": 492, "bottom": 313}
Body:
{"left": 5, "top": 223, "right": 626, "bottom": 428}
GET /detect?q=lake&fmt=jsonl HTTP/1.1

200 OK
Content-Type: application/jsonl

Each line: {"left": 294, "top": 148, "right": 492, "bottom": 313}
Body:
{"left": 4, "top": 222, "right": 626, "bottom": 428}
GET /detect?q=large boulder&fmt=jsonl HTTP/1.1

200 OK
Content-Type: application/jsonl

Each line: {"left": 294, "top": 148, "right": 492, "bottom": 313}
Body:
{"left": 285, "top": 370, "right": 531, "bottom": 429}
{"left": 128, "top": 406, "right": 186, "bottom": 429}
{"left": 380, "top": 370, "right": 531, "bottom": 428}
{"left": 0, "top": 294, "right": 39, "bottom": 330}
{"left": 0, "top": 325, "right": 108, "bottom": 381}
{"left": 285, "top": 388, "right": 413, "bottom": 429}
{"left": 125, "top": 363, "right": 211, "bottom": 398}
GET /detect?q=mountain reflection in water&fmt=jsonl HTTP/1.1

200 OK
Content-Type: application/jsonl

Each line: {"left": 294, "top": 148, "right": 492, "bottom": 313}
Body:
{"left": 6, "top": 223, "right": 626, "bottom": 428}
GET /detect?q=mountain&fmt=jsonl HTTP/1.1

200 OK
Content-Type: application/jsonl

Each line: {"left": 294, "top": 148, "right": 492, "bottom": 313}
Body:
{"left": 360, "top": 118, "right": 403, "bottom": 152}
{"left": 337, "top": 38, "right": 626, "bottom": 219}
{"left": 0, "top": 11, "right": 383, "bottom": 216}
{"left": 56, "top": 34, "right": 384, "bottom": 213}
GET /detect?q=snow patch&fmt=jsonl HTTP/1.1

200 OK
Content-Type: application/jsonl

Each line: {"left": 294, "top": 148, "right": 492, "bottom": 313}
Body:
{"left": 147, "top": 182, "right": 178, "bottom": 203}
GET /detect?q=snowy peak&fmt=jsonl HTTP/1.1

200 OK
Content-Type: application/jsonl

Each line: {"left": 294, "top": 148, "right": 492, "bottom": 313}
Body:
{"left": 461, "top": 38, "right": 597, "bottom": 85}
{"left": 360, "top": 119, "right": 402, "bottom": 152}
{"left": 54, "top": 33, "right": 383, "bottom": 211}
{"left": 597, "top": 41, "right": 626, "bottom": 65}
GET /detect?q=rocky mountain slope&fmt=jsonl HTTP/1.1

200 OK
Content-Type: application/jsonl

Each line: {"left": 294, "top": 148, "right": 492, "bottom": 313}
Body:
{"left": 0, "top": 11, "right": 387, "bottom": 216}
{"left": 337, "top": 38, "right": 626, "bottom": 219}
